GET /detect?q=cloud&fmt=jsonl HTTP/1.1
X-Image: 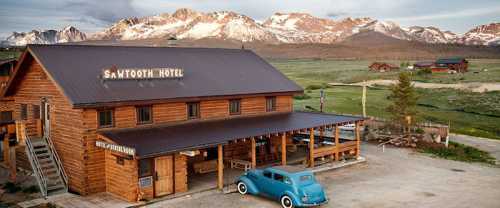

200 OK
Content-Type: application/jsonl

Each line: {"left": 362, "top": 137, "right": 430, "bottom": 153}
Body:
{"left": 387, "top": 6, "right": 500, "bottom": 22}
{"left": 326, "top": 11, "right": 349, "bottom": 18}
{"left": 63, "top": 0, "right": 139, "bottom": 24}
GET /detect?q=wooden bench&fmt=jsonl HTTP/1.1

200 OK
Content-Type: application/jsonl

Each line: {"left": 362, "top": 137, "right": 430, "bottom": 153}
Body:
{"left": 229, "top": 159, "right": 252, "bottom": 171}
{"left": 193, "top": 159, "right": 218, "bottom": 174}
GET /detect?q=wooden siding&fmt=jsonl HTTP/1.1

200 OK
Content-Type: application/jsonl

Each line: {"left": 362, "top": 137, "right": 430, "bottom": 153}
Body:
{"left": 174, "top": 154, "right": 188, "bottom": 193}
{"left": 5, "top": 53, "right": 295, "bottom": 199}
{"left": 11, "top": 58, "right": 88, "bottom": 194}
{"left": 105, "top": 150, "right": 138, "bottom": 202}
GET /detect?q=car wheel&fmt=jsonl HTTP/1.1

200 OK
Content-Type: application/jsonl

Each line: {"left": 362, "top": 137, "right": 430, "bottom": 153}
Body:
{"left": 237, "top": 182, "right": 248, "bottom": 195}
{"left": 280, "top": 195, "right": 294, "bottom": 208}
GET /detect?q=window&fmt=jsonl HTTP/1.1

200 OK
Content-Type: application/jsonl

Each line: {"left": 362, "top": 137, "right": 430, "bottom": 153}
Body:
{"left": 116, "top": 156, "right": 125, "bottom": 165}
{"left": 0, "top": 111, "right": 12, "bottom": 121}
{"left": 20, "top": 104, "right": 28, "bottom": 120}
{"left": 98, "top": 109, "right": 114, "bottom": 128}
{"left": 32, "top": 105, "right": 40, "bottom": 119}
{"left": 263, "top": 171, "right": 272, "bottom": 179}
{"left": 187, "top": 102, "right": 200, "bottom": 119}
{"left": 274, "top": 173, "right": 284, "bottom": 182}
{"left": 266, "top": 97, "right": 276, "bottom": 112}
{"left": 138, "top": 159, "right": 153, "bottom": 177}
{"left": 229, "top": 99, "right": 241, "bottom": 115}
{"left": 136, "top": 106, "right": 152, "bottom": 124}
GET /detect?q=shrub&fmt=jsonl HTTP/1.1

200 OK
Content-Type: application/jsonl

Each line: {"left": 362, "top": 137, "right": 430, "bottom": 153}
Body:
{"left": 415, "top": 128, "right": 425, "bottom": 134}
{"left": 417, "top": 68, "right": 432, "bottom": 76}
{"left": 2, "top": 182, "right": 22, "bottom": 193}
{"left": 22, "top": 185, "right": 39, "bottom": 194}
{"left": 293, "top": 94, "right": 311, "bottom": 100}
{"left": 305, "top": 84, "right": 323, "bottom": 91}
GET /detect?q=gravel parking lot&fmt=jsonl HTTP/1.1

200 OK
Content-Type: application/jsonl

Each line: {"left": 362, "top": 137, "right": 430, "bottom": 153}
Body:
{"left": 149, "top": 142, "right": 500, "bottom": 208}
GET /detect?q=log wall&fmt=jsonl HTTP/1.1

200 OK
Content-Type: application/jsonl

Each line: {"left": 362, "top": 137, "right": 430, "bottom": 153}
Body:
{"left": 105, "top": 150, "right": 138, "bottom": 202}
{"left": 11, "top": 57, "right": 88, "bottom": 194}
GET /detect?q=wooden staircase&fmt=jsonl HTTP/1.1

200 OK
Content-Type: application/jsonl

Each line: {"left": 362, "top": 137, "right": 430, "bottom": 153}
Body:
{"left": 28, "top": 138, "right": 67, "bottom": 196}
{"left": 19, "top": 121, "right": 68, "bottom": 197}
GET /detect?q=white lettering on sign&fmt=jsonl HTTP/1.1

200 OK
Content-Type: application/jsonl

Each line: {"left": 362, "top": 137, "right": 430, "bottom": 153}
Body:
{"left": 102, "top": 67, "right": 184, "bottom": 80}
{"left": 95, "top": 140, "right": 136, "bottom": 156}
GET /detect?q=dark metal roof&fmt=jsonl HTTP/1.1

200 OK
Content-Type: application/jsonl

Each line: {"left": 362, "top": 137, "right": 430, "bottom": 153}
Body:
{"left": 436, "top": 57, "right": 467, "bottom": 64}
{"left": 23, "top": 45, "right": 302, "bottom": 106}
{"left": 99, "top": 111, "right": 364, "bottom": 158}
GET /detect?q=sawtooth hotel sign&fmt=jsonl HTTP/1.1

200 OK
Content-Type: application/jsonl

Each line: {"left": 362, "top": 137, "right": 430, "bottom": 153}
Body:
{"left": 103, "top": 67, "right": 184, "bottom": 80}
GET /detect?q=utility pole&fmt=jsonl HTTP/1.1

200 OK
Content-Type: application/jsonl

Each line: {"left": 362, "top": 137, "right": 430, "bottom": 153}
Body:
{"left": 362, "top": 80, "right": 367, "bottom": 117}
{"left": 320, "top": 89, "right": 324, "bottom": 112}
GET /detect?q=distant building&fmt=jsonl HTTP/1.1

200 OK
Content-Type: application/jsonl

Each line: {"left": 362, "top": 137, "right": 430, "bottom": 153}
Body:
{"left": 0, "top": 58, "right": 17, "bottom": 90}
{"left": 368, "top": 62, "right": 399, "bottom": 72}
{"left": 413, "top": 61, "right": 434, "bottom": 70}
{"left": 434, "top": 57, "right": 468, "bottom": 73}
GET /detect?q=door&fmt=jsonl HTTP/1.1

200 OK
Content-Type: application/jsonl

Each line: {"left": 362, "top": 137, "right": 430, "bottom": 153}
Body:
{"left": 259, "top": 170, "right": 275, "bottom": 197}
{"left": 41, "top": 101, "right": 50, "bottom": 137}
{"left": 154, "top": 155, "right": 174, "bottom": 196}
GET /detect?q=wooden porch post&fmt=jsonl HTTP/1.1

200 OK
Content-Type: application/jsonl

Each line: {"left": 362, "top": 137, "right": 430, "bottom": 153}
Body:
{"left": 251, "top": 137, "right": 256, "bottom": 168}
{"left": 281, "top": 134, "right": 287, "bottom": 166}
{"left": 309, "top": 128, "right": 315, "bottom": 168}
{"left": 355, "top": 121, "right": 361, "bottom": 158}
{"left": 335, "top": 124, "right": 340, "bottom": 161}
{"left": 217, "top": 144, "right": 223, "bottom": 190}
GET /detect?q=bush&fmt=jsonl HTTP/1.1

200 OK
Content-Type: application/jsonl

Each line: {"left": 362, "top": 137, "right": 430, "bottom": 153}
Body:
{"left": 22, "top": 185, "right": 39, "bottom": 194}
{"left": 293, "top": 94, "right": 311, "bottom": 100}
{"left": 2, "top": 182, "right": 22, "bottom": 193}
{"left": 305, "top": 84, "right": 323, "bottom": 90}
{"left": 418, "top": 141, "right": 495, "bottom": 165}
{"left": 415, "top": 128, "right": 425, "bottom": 134}
{"left": 417, "top": 68, "right": 432, "bottom": 76}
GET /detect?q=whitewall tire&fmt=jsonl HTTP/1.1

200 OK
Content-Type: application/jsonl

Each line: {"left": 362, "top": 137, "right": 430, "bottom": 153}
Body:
{"left": 237, "top": 182, "right": 248, "bottom": 195}
{"left": 280, "top": 195, "right": 294, "bottom": 208}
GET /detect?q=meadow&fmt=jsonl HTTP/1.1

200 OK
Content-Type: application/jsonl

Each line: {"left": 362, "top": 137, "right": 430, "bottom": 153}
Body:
{"left": 269, "top": 59, "right": 500, "bottom": 140}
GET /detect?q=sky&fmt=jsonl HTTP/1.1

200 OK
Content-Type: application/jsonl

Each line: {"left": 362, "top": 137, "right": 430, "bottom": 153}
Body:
{"left": 0, "top": 0, "right": 499, "bottom": 39}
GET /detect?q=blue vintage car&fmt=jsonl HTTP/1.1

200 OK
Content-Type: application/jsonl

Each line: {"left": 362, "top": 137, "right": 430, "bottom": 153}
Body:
{"left": 236, "top": 165, "right": 328, "bottom": 208}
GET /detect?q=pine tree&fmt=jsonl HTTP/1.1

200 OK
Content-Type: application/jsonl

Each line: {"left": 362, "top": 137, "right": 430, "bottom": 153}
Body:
{"left": 386, "top": 72, "right": 418, "bottom": 130}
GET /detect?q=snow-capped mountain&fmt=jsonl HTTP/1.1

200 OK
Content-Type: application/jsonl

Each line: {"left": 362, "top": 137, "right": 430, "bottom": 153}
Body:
{"left": 2, "top": 26, "right": 86, "bottom": 46}
{"left": 460, "top": 23, "right": 500, "bottom": 46}
{"left": 406, "top": 26, "right": 458, "bottom": 44}
{"left": 1, "top": 8, "right": 498, "bottom": 46}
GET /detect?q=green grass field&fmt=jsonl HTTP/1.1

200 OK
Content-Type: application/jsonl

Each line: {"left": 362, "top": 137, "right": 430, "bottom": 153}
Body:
{"left": 270, "top": 59, "right": 500, "bottom": 85}
{"left": 270, "top": 59, "right": 500, "bottom": 140}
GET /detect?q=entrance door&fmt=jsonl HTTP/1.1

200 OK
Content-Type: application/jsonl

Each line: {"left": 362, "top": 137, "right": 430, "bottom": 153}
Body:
{"left": 154, "top": 155, "right": 174, "bottom": 196}
{"left": 41, "top": 100, "right": 50, "bottom": 137}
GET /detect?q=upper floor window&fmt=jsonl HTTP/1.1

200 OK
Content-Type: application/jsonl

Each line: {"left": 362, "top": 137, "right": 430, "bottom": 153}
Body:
{"left": 187, "top": 102, "right": 200, "bottom": 119}
{"left": 0, "top": 111, "right": 12, "bottom": 121}
{"left": 32, "top": 105, "right": 40, "bottom": 119}
{"left": 229, "top": 99, "right": 241, "bottom": 115}
{"left": 136, "top": 106, "right": 152, "bottom": 124}
{"left": 20, "top": 104, "right": 28, "bottom": 120}
{"left": 98, "top": 109, "right": 114, "bottom": 128}
{"left": 266, "top": 97, "right": 276, "bottom": 112}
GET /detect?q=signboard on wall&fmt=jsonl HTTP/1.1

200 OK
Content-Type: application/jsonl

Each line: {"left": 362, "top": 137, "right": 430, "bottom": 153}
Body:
{"left": 139, "top": 176, "right": 153, "bottom": 188}
{"left": 102, "top": 66, "right": 184, "bottom": 80}
{"left": 95, "top": 140, "right": 136, "bottom": 156}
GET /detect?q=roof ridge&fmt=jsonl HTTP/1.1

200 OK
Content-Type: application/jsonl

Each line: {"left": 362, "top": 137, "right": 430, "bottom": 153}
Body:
{"left": 27, "top": 44, "right": 252, "bottom": 52}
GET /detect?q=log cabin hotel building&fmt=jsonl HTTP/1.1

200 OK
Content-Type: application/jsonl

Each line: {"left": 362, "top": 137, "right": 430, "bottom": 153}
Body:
{"left": 0, "top": 45, "right": 364, "bottom": 202}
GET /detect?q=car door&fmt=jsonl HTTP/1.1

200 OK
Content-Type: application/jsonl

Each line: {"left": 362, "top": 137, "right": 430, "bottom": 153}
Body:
{"left": 272, "top": 173, "right": 291, "bottom": 199}
{"left": 258, "top": 170, "right": 275, "bottom": 196}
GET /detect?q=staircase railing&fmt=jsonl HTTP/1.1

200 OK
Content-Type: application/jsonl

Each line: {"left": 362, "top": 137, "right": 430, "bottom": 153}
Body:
{"left": 44, "top": 134, "right": 68, "bottom": 190}
{"left": 24, "top": 127, "right": 48, "bottom": 197}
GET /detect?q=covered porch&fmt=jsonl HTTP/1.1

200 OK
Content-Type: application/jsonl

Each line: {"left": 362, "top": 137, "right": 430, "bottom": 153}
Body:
{"left": 98, "top": 111, "right": 364, "bottom": 201}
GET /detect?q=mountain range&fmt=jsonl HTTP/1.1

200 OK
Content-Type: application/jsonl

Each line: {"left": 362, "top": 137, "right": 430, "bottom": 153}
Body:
{"left": 2, "top": 8, "right": 499, "bottom": 47}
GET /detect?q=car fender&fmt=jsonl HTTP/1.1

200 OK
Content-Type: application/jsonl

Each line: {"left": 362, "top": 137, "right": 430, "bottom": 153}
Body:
{"left": 238, "top": 176, "right": 259, "bottom": 195}
{"left": 281, "top": 190, "right": 301, "bottom": 205}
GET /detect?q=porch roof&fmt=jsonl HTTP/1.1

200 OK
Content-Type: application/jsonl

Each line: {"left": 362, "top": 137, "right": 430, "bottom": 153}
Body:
{"left": 98, "top": 111, "right": 364, "bottom": 158}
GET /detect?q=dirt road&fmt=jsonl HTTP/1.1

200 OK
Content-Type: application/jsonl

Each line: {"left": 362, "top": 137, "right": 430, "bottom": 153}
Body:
{"left": 148, "top": 143, "right": 500, "bottom": 208}
{"left": 330, "top": 80, "right": 500, "bottom": 92}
